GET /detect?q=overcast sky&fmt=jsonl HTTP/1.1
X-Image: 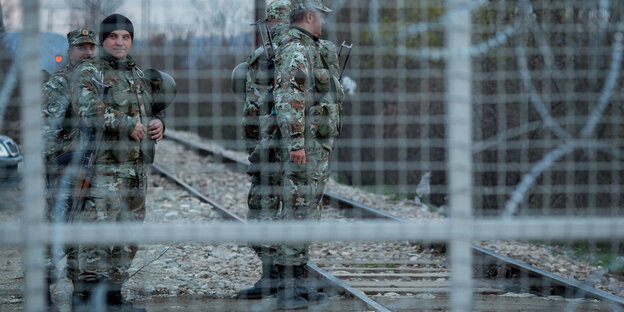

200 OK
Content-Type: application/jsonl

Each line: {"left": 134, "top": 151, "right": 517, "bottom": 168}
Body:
{"left": 2, "top": 0, "right": 256, "bottom": 37}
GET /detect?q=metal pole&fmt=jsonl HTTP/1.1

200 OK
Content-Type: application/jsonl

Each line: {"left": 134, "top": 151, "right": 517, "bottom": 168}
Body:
{"left": 445, "top": 0, "right": 473, "bottom": 311}
{"left": 20, "top": 0, "right": 45, "bottom": 311}
{"left": 254, "top": 0, "right": 266, "bottom": 47}
{"left": 0, "top": 1, "right": 5, "bottom": 33}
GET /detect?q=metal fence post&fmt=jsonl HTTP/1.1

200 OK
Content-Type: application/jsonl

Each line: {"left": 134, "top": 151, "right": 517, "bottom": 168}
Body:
{"left": 446, "top": 0, "right": 473, "bottom": 311}
{"left": 20, "top": 0, "right": 45, "bottom": 311}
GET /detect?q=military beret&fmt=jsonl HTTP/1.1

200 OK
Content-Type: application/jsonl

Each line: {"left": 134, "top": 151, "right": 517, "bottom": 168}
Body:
{"left": 66, "top": 28, "right": 98, "bottom": 46}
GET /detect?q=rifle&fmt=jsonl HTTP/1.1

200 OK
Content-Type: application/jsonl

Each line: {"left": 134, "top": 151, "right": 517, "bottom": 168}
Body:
{"left": 338, "top": 41, "right": 353, "bottom": 82}
{"left": 66, "top": 127, "right": 102, "bottom": 223}
{"left": 247, "top": 19, "right": 280, "bottom": 175}
{"left": 252, "top": 19, "right": 277, "bottom": 115}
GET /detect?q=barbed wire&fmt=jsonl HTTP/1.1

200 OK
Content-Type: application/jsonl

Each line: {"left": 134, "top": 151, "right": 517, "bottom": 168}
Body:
{"left": 580, "top": 31, "right": 624, "bottom": 138}
{"left": 398, "top": 0, "right": 489, "bottom": 41}
{"left": 514, "top": 0, "right": 573, "bottom": 140}
{"left": 503, "top": 27, "right": 623, "bottom": 218}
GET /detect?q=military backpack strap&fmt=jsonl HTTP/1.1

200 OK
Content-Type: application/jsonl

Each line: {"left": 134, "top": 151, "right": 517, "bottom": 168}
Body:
{"left": 131, "top": 67, "right": 156, "bottom": 165}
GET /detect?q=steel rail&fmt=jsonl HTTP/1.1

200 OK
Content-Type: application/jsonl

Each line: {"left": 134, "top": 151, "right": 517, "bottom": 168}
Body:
{"left": 150, "top": 152, "right": 392, "bottom": 311}
{"left": 306, "top": 262, "right": 392, "bottom": 312}
{"left": 164, "top": 131, "right": 397, "bottom": 220}
{"left": 163, "top": 131, "right": 624, "bottom": 309}
{"left": 151, "top": 163, "right": 246, "bottom": 223}
{"left": 473, "top": 245, "right": 624, "bottom": 308}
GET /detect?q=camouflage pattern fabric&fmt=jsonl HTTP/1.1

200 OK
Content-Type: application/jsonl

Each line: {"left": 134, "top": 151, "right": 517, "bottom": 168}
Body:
{"left": 42, "top": 65, "right": 79, "bottom": 164}
{"left": 41, "top": 63, "right": 81, "bottom": 282}
{"left": 267, "top": 0, "right": 292, "bottom": 22}
{"left": 318, "top": 39, "right": 344, "bottom": 140}
{"left": 243, "top": 20, "right": 292, "bottom": 258}
{"left": 75, "top": 171, "right": 146, "bottom": 282}
{"left": 272, "top": 27, "right": 341, "bottom": 266}
{"left": 67, "top": 28, "right": 98, "bottom": 46}
{"left": 242, "top": 21, "right": 290, "bottom": 154}
{"left": 290, "top": 0, "right": 332, "bottom": 13}
{"left": 69, "top": 52, "right": 155, "bottom": 283}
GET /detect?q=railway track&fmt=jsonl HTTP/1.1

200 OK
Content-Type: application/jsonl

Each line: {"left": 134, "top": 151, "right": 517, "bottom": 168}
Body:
{"left": 154, "top": 130, "right": 624, "bottom": 311}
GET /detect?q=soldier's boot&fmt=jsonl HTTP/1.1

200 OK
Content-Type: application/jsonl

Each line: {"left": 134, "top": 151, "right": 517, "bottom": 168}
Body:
{"left": 71, "top": 280, "right": 98, "bottom": 312}
{"left": 237, "top": 256, "right": 279, "bottom": 299}
{"left": 105, "top": 280, "right": 147, "bottom": 312}
{"left": 294, "top": 265, "right": 327, "bottom": 304}
{"left": 45, "top": 278, "right": 60, "bottom": 312}
{"left": 276, "top": 265, "right": 309, "bottom": 310}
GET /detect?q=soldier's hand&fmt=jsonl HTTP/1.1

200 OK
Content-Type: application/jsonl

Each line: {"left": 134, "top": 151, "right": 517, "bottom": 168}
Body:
{"left": 148, "top": 118, "right": 164, "bottom": 142}
{"left": 290, "top": 149, "right": 306, "bottom": 164}
{"left": 130, "top": 122, "right": 147, "bottom": 142}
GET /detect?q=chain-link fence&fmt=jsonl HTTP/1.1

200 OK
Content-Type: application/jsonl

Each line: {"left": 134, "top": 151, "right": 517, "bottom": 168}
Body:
{"left": 1, "top": 0, "right": 623, "bottom": 311}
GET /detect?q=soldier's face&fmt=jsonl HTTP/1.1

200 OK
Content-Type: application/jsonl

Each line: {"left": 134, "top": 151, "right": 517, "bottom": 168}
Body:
{"left": 68, "top": 43, "right": 97, "bottom": 64}
{"left": 102, "top": 30, "right": 132, "bottom": 59}
{"left": 310, "top": 9, "right": 326, "bottom": 37}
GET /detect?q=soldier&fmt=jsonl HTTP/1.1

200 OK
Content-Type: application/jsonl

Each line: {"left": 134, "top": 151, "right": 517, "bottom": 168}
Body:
{"left": 41, "top": 27, "right": 98, "bottom": 312}
{"left": 272, "top": 0, "right": 343, "bottom": 309}
{"left": 69, "top": 14, "right": 163, "bottom": 312}
{"left": 238, "top": 0, "right": 292, "bottom": 300}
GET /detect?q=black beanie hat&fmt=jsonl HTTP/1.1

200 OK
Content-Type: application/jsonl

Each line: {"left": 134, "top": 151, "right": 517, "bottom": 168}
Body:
{"left": 99, "top": 14, "right": 134, "bottom": 45}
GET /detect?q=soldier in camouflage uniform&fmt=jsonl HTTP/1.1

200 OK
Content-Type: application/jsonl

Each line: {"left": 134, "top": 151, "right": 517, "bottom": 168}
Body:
{"left": 41, "top": 28, "right": 98, "bottom": 312}
{"left": 238, "top": 0, "right": 293, "bottom": 300}
{"left": 69, "top": 14, "right": 163, "bottom": 312}
{"left": 272, "top": 0, "right": 343, "bottom": 309}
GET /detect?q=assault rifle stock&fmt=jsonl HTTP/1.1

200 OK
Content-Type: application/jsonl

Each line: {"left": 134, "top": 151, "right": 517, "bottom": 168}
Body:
{"left": 252, "top": 19, "right": 276, "bottom": 115}
{"left": 66, "top": 127, "right": 101, "bottom": 222}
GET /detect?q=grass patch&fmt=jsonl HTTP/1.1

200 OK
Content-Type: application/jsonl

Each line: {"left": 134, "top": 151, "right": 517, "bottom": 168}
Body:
{"left": 548, "top": 240, "right": 624, "bottom": 273}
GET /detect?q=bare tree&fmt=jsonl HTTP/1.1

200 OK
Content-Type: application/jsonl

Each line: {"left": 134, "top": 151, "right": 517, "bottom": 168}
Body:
{"left": 66, "top": 0, "right": 124, "bottom": 30}
{"left": 189, "top": 0, "right": 252, "bottom": 37}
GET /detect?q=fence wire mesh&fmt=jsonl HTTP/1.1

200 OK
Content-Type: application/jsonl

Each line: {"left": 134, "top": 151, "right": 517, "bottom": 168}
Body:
{"left": 1, "top": 0, "right": 624, "bottom": 311}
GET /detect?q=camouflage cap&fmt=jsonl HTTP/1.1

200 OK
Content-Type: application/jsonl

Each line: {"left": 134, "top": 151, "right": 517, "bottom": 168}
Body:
{"left": 267, "top": 0, "right": 291, "bottom": 22}
{"left": 290, "top": 0, "right": 331, "bottom": 13}
{"left": 66, "top": 28, "right": 98, "bottom": 46}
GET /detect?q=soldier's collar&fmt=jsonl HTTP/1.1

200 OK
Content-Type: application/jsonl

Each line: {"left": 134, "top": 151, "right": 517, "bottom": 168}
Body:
{"left": 290, "top": 26, "right": 319, "bottom": 42}
{"left": 101, "top": 51, "right": 136, "bottom": 70}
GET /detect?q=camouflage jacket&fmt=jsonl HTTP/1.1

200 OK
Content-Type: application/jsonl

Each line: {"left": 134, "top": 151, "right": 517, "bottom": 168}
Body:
{"left": 41, "top": 63, "right": 80, "bottom": 162}
{"left": 273, "top": 27, "right": 338, "bottom": 152}
{"left": 71, "top": 53, "right": 159, "bottom": 176}
{"left": 242, "top": 22, "right": 290, "bottom": 154}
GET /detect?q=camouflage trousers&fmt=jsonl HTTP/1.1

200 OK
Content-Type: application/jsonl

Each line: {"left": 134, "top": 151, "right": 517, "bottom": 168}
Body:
{"left": 274, "top": 140, "right": 330, "bottom": 266}
{"left": 247, "top": 170, "right": 282, "bottom": 258}
{"left": 44, "top": 161, "right": 76, "bottom": 283}
{"left": 72, "top": 165, "right": 146, "bottom": 284}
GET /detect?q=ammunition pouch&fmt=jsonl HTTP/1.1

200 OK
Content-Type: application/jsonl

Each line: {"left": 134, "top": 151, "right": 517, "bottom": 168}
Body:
{"left": 313, "top": 69, "right": 343, "bottom": 138}
{"left": 313, "top": 69, "right": 331, "bottom": 93}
